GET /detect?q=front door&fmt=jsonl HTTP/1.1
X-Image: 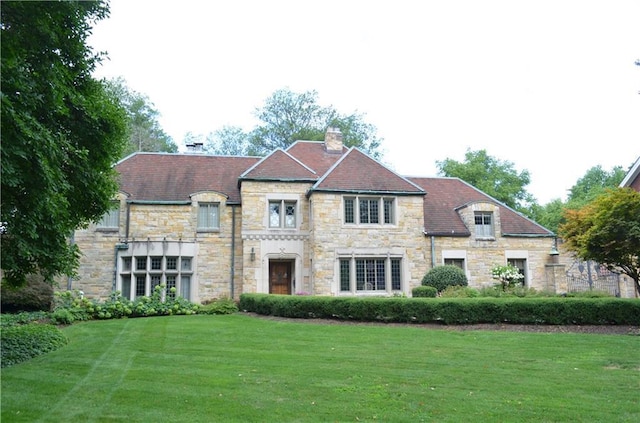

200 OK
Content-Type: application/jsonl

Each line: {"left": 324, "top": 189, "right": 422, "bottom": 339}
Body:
{"left": 269, "top": 261, "right": 292, "bottom": 295}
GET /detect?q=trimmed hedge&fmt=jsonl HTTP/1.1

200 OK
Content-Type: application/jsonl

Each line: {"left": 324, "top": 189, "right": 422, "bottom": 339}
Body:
{"left": 412, "top": 286, "right": 438, "bottom": 297}
{"left": 239, "top": 294, "right": 640, "bottom": 326}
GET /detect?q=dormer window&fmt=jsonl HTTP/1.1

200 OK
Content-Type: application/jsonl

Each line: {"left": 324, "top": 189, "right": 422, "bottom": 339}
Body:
{"left": 96, "top": 201, "right": 119, "bottom": 230}
{"left": 197, "top": 203, "right": 219, "bottom": 231}
{"left": 474, "top": 211, "right": 494, "bottom": 238}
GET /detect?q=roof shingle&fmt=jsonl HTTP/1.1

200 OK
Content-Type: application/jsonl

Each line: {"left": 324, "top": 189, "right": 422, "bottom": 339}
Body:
{"left": 115, "top": 153, "right": 260, "bottom": 203}
{"left": 409, "top": 177, "right": 553, "bottom": 236}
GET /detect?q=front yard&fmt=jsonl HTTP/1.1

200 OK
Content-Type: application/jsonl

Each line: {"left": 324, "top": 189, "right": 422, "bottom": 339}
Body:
{"left": 1, "top": 313, "right": 638, "bottom": 422}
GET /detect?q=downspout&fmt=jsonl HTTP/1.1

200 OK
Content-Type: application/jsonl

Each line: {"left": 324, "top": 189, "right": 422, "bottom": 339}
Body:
{"left": 113, "top": 202, "right": 131, "bottom": 292}
{"left": 67, "top": 233, "right": 75, "bottom": 290}
{"left": 430, "top": 235, "right": 436, "bottom": 268}
{"left": 230, "top": 205, "right": 236, "bottom": 299}
{"left": 125, "top": 202, "right": 131, "bottom": 241}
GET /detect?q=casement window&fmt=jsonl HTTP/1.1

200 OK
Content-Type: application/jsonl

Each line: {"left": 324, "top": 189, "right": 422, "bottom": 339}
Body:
{"left": 474, "top": 212, "right": 494, "bottom": 238}
{"left": 96, "top": 202, "right": 119, "bottom": 230}
{"left": 269, "top": 200, "right": 297, "bottom": 228}
{"left": 344, "top": 197, "right": 395, "bottom": 225}
{"left": 119, "top": 255, "right": 193, "bottom": 301}
{"left": 197, "top": 203, "right": 219, "bottom": 230}
{"left": 339, "top": 257, "right": 402, "bottom": 293}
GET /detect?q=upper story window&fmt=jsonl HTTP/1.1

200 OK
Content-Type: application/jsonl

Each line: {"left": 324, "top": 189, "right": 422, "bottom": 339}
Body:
{"left": 344, "top": 197, "right": 395, "bottom": 225}
{"left": 269, "top": 200, "right": 296, "bottom": 228}
{"left": 474, "top": 211, "right": 494, "bottom": 238}
{"left": 197, "top": 203, "right": 219, "bottom": 230}
{"left": 96, "top": 202, "right": 119, "bottom": 230}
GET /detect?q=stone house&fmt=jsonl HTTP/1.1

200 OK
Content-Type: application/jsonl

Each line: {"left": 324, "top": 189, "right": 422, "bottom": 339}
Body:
{"left": 71, "top": 128, "right": 566, "bottom": 302}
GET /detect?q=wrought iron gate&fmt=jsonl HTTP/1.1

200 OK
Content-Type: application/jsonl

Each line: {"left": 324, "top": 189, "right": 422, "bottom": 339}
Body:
{"left": 565, "top": 259, "right": 620, "bottom": 297}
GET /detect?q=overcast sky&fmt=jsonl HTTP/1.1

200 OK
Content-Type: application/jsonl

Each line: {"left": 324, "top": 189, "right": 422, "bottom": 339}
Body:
{"left": 88, "top": 0, "right": 639, "bottom": 204}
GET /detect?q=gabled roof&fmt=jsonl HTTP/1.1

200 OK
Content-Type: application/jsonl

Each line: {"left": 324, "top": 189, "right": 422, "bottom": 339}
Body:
{"left": 239, "top": 149, "right": 317, "bottom": 182}
{"left": 408, "top": 177, "right": 554, "bottom": 237}
{"left": 620, "top": 156, "right": 640, "bottom": 190}
{"left": 115, "top": 153, "right": 260, "bottom": 203}
{"left": 286, "top": 141, "right": 347, "bottom": 176}
{"left": 310, "top": 148, "right": 425, "bottom": 195}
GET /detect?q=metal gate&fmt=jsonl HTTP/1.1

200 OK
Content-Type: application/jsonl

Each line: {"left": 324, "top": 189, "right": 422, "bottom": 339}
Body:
{"left": 565, "top": 259, "right": 620, "bottom": 297}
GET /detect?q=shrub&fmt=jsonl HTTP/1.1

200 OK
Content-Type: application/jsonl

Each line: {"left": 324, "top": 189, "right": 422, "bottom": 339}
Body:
{"left": 0, "top": 311, "right": 50, "bottom": 327}
{"left": 412, "top": 286, "right": 438, "bottom": 297}
{"left": 239, "top": 294, "right": 640, "bottom": 326}
{"left": 422, "top": 265, "right": 468, "bottom": 293}
{"left": 440, "top": 285, "right": 480, "bottom": 298}
{"left": 1, "top": 274, "right": 54, "bottom": 312}
{"left": 1, "top": 323, "right": 68, "bottom": 368}
{"left": 199, "top": 298, "right": 239, "bottom": 315}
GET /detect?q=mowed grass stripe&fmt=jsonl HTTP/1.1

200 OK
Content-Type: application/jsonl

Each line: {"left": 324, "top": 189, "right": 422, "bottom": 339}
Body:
{"left": 2, "top": 314, "right": 638, "bottom": 422}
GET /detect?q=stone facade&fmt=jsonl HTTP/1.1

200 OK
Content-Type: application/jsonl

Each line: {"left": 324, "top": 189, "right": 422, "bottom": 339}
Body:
{"left": 63, "top": 135, "right": 637, "bottom": 302}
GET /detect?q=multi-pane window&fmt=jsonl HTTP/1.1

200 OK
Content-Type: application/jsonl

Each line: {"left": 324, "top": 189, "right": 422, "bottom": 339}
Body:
{"left": 444, "top": 258, "right": 465, "bottom": 269}
{"left": 96, "top": 202, "right": 119, "bottom": 229}
{"left": 120, "top": 255, "right": 193, "bottom": 301}
{"left": 269, "top": 200, "right": 297, "bottom": 228}
{"left": 340, "top": 257, "right": 402, "bottom": 293}
{"left": 344, "top": 197, "right": 395, "bottom": 225}
{"left": 507, "top": 258, "right": 527, "bottom": 286}
{"left": 474, "top": 212, "right": 493, "bottom": 238}
{"left": 197, "top": 203, "right": 219, "bottom": 230}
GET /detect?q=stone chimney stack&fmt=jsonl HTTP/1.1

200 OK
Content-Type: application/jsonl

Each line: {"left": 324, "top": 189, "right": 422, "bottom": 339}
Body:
{"left": 325, "top": 127, "right": 343, "bottom": 153}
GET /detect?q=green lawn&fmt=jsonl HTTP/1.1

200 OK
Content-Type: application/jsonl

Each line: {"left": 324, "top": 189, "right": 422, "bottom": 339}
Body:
{"left": 1, "top": 314, "right": 639, "bottom": 422}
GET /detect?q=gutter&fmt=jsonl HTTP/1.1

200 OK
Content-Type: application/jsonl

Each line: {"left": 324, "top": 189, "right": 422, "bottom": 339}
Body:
{"left": 127, "top": 200, "right": 191, "bottom": 205}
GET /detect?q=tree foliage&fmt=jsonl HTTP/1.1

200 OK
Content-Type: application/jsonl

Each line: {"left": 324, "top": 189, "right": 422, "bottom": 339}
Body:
{"left": 104, "top": 77, "right": 177, "bottom": 156}
{"left": 204, "top": 125, "right": 252, "bottom": 156}
{"left": 436, "top": 149, "right": 535, "bottom": 213}
{"left": 1, "top": 1, "right": 128, "bottom": 287}
{"left": 203, "top": 88, "right": 383, "bottom": 158}
{"left": 558, "top": 188, "right": 640, "bottom": 295}
{"left": 566, "top": 165, "right": 626, "bottom": 209}
{"left": 532, "top": 164, "right": 627, "bottom": 234}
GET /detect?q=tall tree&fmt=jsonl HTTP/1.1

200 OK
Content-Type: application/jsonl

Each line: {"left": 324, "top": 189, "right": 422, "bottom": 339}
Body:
{"left": 566, "top": 165, "right": 626, "bottom": 209}
{"left": 204, "top": 125, "right": 252, "bottom": 156}
{"left": 105, "top": 77, "right": 177, "bottom": 156}
{"left": 210, "top": 88, "right": 383, "bottom": 158}
{"left": 436, "top": 149, "right": 535, "bottom": 213}
{"left": 559, "top": 188, "right": 640, "bottom": 295}
{"left": 1, "top": 1, "right": 128, "bottom": 287}
{"left": 534, "top": 164, "right": 627, "bottom": 234}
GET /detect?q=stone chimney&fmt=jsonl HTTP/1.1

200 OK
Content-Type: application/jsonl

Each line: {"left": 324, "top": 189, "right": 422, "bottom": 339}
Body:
{"left": 325, "top": 127, "right": 343, "bottom": 153}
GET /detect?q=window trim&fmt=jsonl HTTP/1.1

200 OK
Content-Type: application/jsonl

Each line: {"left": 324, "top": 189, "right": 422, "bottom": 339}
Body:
{"left": 96, "top": 201, "right": 120, "bottom": 231}
{"left": 343, "top": 196, "right": 396, "bottom": 226}
{"left": 338, "top": 256, "right": 403, "bottom": 294}
{"left": 197, "top": 202, "right": 220, "bottom": 231}
{"left": 119, "top": 255, "right": 193, "bottom": 301}
{"left": 268, "top": 199, "right": 298, "bottom": 229}
{"left": 474, "top": 211, "right": 494, "bottom": 239}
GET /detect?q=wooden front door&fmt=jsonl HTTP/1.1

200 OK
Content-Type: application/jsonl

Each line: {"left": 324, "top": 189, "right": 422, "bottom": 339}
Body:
{"left": 269, "top": 261, "right": 292, "bottom": 295}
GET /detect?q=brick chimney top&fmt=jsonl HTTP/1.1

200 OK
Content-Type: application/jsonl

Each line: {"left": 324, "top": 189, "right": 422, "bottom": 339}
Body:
{"left": 325, "top": 127, "right": 343, "bottom": 153}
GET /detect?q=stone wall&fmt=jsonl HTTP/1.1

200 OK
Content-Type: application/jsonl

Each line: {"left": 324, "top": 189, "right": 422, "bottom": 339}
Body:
{"left": 309, "top": 193, "right": 428, "bottom": 295}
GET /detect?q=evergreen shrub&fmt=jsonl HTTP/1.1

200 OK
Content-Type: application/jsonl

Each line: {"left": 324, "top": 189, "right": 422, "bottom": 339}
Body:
{"left": 422, "top": 265, "right": 468, "bottom": 293}
{"left": 412, "top": 286, "right": 438, "bottom": 297}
